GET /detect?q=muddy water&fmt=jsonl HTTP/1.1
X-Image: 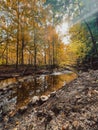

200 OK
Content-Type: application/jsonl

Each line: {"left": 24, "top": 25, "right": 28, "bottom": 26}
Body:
{"left": 0, "top": 71, "right": 77, "bottom": 118}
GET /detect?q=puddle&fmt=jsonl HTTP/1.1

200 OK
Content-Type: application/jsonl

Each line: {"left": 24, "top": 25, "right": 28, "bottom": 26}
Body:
{"left": 0, "top": 71, "right": 77, "bottom": 116}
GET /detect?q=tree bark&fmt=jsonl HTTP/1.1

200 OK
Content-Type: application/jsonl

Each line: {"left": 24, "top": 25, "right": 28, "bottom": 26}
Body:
{"left": 16, "top": 0, "right": 19, "bottom": 70}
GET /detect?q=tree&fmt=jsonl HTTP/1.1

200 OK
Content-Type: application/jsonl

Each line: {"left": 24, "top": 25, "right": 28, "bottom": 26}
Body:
{"left": 0, "top": 0, "right": 67, "bottom": 68}
{"left": 66, "top": 23, "right": 91, "bottom": 65}
{"left": 45, "top": 0, "right": 98, "bottom": 68}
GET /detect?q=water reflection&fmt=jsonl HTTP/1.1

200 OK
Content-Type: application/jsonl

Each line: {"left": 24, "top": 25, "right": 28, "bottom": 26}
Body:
{"left": 0, "top": 72, "right": 77, "bottom": 116}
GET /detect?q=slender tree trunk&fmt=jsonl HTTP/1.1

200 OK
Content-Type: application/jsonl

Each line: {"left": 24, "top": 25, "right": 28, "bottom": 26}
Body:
{"left": 21, "top": 35, "right": 24, "bottom": 65}
{"left": 52, "top": 13, "right": 55, "bottom": 66}
{"left": 34, "top": 46, "right": 37, "bottom": 69}
{"left": 33, "top": 30, "right": 37, "bottom": 70}
{"left": 52, "top": 40, "right": 55, "bottom": 65}
{"left": 32, "top": 0, "right": 37, "bottom": 70}
{"left": 54, "top": 40, "right": 59, "bottom": 67}
{"left": 48, "top": 40, "right": 51, "bottom": 66}
{"left": 44, "top": 45, "right": 47, "bottom": 65}
{"left": 6, "top": 1, "right": 9, "bottom": 65}
{"left": 6, "top": 32, "right": 8, "bottom": 65}
{"left": 21, "top": 7, "right": 25, "bottom": 65}
{"left": 44, "top": 52, "right": 46, "bottom": 65}
{"left": 16, "top": 0, "right": 19, "bottom": 70}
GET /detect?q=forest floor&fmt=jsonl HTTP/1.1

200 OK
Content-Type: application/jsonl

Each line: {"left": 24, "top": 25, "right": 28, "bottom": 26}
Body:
{"left": 0, "top": 69, "right": 98, "bottom": 130}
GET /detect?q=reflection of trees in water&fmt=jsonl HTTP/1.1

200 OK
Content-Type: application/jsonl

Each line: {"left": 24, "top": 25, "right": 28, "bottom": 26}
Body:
{"left": 16, "top": 73, "right": 76, "bottom": 107}
{"left": 0, "top": 73, "right": 76, "bottom": 114}
{"left": 16, "top": 78, "right": 37, "bottom": 106}
{"left": 39, "top": 75, "right": 67, "bottom": 95}
{"left": 16, "top": 77, "right": 47, "bottom": 106}
{"left": 44, "top": 73, "right": 76, "bottom": 94}
{"left": 46, "top": 75, "right": 65, "bottom": 92}
{"left": 47, "top": 75, "right": 59, "bottom": 87}
{"left": 16, "top": 82, "right": 31, "bottom": 106}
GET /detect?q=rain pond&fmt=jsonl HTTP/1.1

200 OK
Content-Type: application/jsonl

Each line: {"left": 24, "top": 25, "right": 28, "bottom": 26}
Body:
{"left": 0, "top": 71, "right": 77, "bottom": 116}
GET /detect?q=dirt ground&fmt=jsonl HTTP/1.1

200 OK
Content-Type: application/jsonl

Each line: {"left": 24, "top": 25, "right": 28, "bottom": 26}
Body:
{"left": 0, "top": 69, "right": 98, "bottom": 130}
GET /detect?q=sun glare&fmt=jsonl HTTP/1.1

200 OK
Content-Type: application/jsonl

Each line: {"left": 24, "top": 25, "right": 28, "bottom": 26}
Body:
{"left": 56, "top": 22, "right": 70, "bottom": 44}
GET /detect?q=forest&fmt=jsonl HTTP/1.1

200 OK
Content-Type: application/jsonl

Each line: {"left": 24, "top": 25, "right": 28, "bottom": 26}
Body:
{"left": 0, "top": 0, "right": 66, "bottom": 70}
{"left": 0, "top": 0, "right": 98, "bottom": 72}
{"left": 0, "top": 0, "right": 98, "bottom": 130}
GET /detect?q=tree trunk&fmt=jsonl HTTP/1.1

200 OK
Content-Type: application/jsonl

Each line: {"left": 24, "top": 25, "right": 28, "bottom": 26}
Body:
{"left": 6, "top": 32, "right": 8, "bottom": 65}
{"left": 33, "top": 30, "right": 37, "bottom": 70}
{"left": 44, "top": 45, "right": 47, "bottom": 65}
{"left": 21, "top": 37, "right": 24, "bottom": 65}
{"left": 48, "top": 40, "right": 51, "bottom": 66}
{"left": 16, "top": 0, "right": 19, "bottom": 70}
{"left": 52, "top": 39, "right": 55, "bottom": 66}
